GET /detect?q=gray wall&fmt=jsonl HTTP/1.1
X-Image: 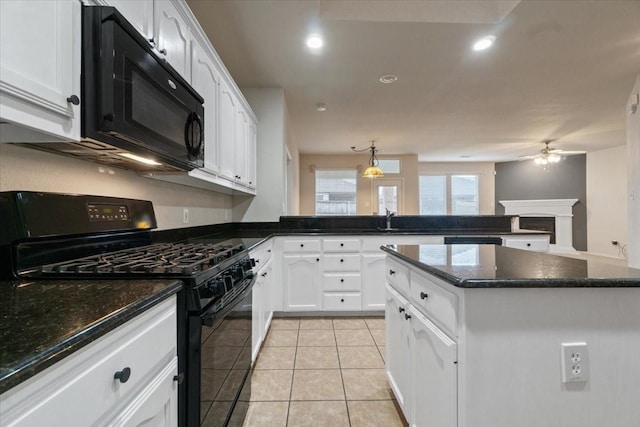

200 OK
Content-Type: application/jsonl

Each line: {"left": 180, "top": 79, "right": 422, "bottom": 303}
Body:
{"left": 495, "top": 155, "right": 587, "bottom": 251}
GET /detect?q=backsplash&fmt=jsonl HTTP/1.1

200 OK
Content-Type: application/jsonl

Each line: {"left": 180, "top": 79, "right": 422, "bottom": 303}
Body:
{"left": 0, "top": 144, "right": 232, "bottom": 230}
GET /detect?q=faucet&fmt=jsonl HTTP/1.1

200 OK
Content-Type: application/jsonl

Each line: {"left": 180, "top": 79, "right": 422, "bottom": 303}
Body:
{"left": 385, "top": 208, "right": 396, "bottom": 230}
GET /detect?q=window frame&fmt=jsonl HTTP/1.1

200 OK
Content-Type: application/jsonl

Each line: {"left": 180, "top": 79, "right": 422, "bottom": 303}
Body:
{"left": 314, "top": 168, "right": 358, "bottom": 216}
{"left": 419, "top": 173, "right": 480, "bottom": 215}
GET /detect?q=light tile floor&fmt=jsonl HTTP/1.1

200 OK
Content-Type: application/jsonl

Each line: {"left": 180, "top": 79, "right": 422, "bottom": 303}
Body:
{"left": 243, "top": 316, "right": 407, "bottom": 427}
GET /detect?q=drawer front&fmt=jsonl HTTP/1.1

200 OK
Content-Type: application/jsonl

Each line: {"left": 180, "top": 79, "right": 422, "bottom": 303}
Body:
{"left": 503, "top": 238, "right": 548, "bottom": 252}
{"left": 323, "top": 238, "right": 361, "bottom": 252}
{"left": 283, "top": 239, "right": 321, "bottom": 253}
{"left": 386, "top": 258, "right": 410, "bottom": 296}
{"left": 323, "top": 254, "right": 360, "bottom": 271}
{"left": 0, "top": 297, "right": 177, "bottom": 426}
{"left": 251, "top": 244, "right": 273, "bottom": 268}
{"left": 410, "top": 272, "right": 458, "bottom": 336}
{"left": 322, "top": 273, "right": 361, "bottom": 291}
{"left": 362, "top": 239, "right": 394, "bottom": 252}
{"left": 323, "top": 293, "right": 362, "bottom": 310}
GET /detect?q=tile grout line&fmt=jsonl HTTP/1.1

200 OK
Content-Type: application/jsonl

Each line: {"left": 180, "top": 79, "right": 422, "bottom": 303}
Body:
{"left": 333, "top": 317, "right": 353, "bottom": 427}
{"left": 284, "top": 318, "right": 300, "bottom": 427}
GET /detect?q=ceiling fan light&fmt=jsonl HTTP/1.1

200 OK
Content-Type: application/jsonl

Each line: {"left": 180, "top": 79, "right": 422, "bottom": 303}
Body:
{"left": 363, "top": 165, "right": 384, "bottom": 178}
{"left": 534, "top": 157, "right": 545, "bottom": 165}
{"left": 548, "top": 153, "right": 562, "bottom": 163}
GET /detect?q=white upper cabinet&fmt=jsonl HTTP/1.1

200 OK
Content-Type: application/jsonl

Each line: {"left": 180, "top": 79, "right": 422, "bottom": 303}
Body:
{"left": 0, "top": 0, "right": 80, "bottom": 141}
{"left": 218, "top": 78, "right": 237, "bottom": 183}
{"left": 107, "top": 0, "right": 154, "bottom": 41}
{"left": 190, "top": 41, "right": 220, "bottom": 174}
{"left": 246, "top": 119, "right": 257, "bottom": 190}
{"left": 235, "top": 108, "right": 248, "bottom": 184}
{"left": 154, "top": 0, "right": 191, "bottom": 80}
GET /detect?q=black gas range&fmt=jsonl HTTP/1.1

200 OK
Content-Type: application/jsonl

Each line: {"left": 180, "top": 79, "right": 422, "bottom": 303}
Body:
{"left": 0, "top": 191, "right": 256, "bottom": 427}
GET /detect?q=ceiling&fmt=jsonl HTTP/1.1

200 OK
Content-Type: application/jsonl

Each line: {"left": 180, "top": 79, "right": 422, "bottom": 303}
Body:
{"left": 187, "top": 0, "right": 640, "bottom": 162}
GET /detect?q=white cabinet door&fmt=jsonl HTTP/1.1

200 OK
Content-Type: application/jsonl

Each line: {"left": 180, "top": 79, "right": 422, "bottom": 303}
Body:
{"left": 218, "top": 79, "right": 237, "bottom": 182}
{"left": 154, "top": 0, "right": 191, "bottom": 80}
{"left": 410, "top": 306, "right": 457, "bottom": 427}
{"left": 190, "top": 42, "right": 220, "bottom": 174}
{"left": 0, "top": 0, "right": 80, "bottom": 141}
{"left": 246, "top": 118, "right": 257, "bottom": 189}
{"left": 235, "top": 108, "right": 248, "bottom": 184}
{"left": 284, "top": 255, "right": 321, "bottom": 311}
{"left": 252, "top": 269, "right": 264, "bottom": 362}
{"left": 385, "top": 284, "right": 411, "bottom": 413}
{"left": 261, "top": 261, "right": 273, "bottom": 336}
{"left": 362, "top": 253, "right": 386, "bottom": 310}
{"left": 106, "top": 0, "right": 154, "bottom": 41}
{"left": 105, "top": 358, "right": 178, "bottom": 427}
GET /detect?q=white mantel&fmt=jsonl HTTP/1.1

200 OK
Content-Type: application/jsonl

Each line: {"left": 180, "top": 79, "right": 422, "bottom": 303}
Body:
{"left": 499, "top": 199, "right": 578, "bottom": 253}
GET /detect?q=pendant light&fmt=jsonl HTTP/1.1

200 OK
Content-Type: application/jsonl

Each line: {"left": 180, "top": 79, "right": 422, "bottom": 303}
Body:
{"left": 351, "top": 141, "right": 384, "bottom": 178}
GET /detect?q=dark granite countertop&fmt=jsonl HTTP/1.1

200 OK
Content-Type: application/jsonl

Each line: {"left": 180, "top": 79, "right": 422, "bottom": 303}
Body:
{"left": 0, "top": 279, "right": 182, "bottom": 394}
{"left": 382, "top": 244, "right": 640, "bottom": 288}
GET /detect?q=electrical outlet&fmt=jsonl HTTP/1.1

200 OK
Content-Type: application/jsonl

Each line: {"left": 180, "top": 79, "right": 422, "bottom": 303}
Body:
{"left": 561, "top": 342, "right": 589, "bottom": 383}
{"left": 183, "top": 208, "right": 189, "bottom": 224}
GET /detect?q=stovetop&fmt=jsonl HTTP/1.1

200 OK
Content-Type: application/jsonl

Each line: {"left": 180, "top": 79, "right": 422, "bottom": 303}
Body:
{"left": 23, "top": 241, "right": 246, "bottom": 277}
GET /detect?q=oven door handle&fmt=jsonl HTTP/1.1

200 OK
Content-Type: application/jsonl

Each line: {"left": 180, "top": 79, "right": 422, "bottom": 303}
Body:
{"left": 201, "top": 273, "right": 256, "bottom": 327}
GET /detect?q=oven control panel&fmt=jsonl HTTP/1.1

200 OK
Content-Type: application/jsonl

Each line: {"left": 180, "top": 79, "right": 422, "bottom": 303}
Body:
{"left": 87, "top": 203, "right": 129, "bottom": 222}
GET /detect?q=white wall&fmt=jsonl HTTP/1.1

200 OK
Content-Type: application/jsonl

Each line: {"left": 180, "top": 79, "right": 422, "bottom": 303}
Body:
{"left": 232, "top": 88, "right": 292, "bottom": 222}
{"left": 586, "top": 146, "right": 628, "bottom": 258}
{"left": 418, "top": 162, "right": 496, "bottom": 215}
{"left": 0, "top": 144, "right": 232, "bottom": 229}
{"left": 628, "top": 75, "right": 640, "bottom": 268}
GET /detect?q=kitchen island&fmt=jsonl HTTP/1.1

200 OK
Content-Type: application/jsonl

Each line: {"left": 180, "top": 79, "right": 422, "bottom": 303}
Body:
{"left": 382, "top": 244, "right": 640, "bottom": 427}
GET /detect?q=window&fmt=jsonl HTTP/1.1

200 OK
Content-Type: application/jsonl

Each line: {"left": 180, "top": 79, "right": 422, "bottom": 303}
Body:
{"left": 315, "top": 170, "right": 357, "bottom": 215}
{"left": 419, "top": 174, "right": 479, "bottom": 215}
{"left": 377, "top": 159, "right": 401, "bottom": 174}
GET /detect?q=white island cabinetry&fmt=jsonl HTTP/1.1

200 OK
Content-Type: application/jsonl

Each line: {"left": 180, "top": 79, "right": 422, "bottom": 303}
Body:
{"left": 0, "top": 296, "right": 179, "bottom": 427}
{"left": 384, "top": 253, "right": 640, "bottom": 427}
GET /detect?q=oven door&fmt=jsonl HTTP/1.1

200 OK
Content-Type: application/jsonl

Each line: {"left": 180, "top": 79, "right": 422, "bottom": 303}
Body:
{"left": 82, "top": 6, "right": 204, "bottom": 171}
{"left": 186, "top": 278, "right": 254, "bottom": 427}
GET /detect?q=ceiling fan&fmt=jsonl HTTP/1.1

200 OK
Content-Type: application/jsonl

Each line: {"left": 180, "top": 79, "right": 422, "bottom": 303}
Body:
{"left": 520, "top": 140, "right": 585, "bottom": 165}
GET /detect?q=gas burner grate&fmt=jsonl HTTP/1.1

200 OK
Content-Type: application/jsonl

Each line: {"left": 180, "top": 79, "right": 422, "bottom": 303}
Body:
{"left": 36, "top": 242, "right": 246, "bottom": 277}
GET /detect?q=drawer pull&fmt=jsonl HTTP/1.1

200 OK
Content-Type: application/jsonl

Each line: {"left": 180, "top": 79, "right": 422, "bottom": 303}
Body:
{"left": 340, "top": 259, "right": 344, "bottom": 263}
{"left": 300, "top": 244, "right": 304, "bottom": 248}
{"left": 316, "top": 258, "right": 320, "bottom": 262}
{"left": 404, "top": 313, "right": 412, "bottom": 320}
{"left": 261, "top": 272, "right": 267, "bottom": 277}
{"left": 420, "top": 292, "right": 429, "bottom": 300}
{"left": 341, "top": 298, "right": 345, "bottom": 302}
{"left": 173, "top": 373, "right": 185, "bottom": 384}
{"left": 527, "top": 243, "right": 531, "bottom": 247}
{"left": 399, "top": 307, "right": 405, "bottom": 313}
{"left": 389, "top": 269, "right": 396, "bottom": 275}
{"left": 340, "top": 243, "right": 344, "bottom": 247}
{"left": 340, "top": 278, "right": 344, "bottom": 283}
{"left": 114, "top": 367, "right": 131, "bottom": 384}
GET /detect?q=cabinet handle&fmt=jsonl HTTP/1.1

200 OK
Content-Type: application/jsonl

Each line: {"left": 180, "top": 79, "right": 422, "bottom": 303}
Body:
{"left": 389, "top": 269, "right": 396, "bottom": 275}
{"left": 404, "top": 313, "right": 412, "bottom": 320}
{"left": 66, "top": 95, "right": 80, "bottom": 105}
{"left": 340, "top": 243, "right": 344, "bottom": 247}
{"left": 173, "top": 373, "right": 184, "bottom": 384}
{"left": 341, "top": 298, "right": 345, "bottom": 302}
{"left": 148, "top": 37, "right": 155, "bottom": 46}
{"left": 268, "top": 249, "right": 271, "bottom": 253}
{"left": 114, "top": 367, "right": 131, "bottom": 384}
{"left": 255, "top": 259, "right": 260, "bottom": 263}
{"left": 340, "top": 259, "right": 344, "bottom": 263}
{"left": 316, "top": 258, "right": 320, "bottom": 262}
{"left": 420, "top": 292, "right": 429, "bottom": 300}
{"left": 398, "top": 307, "right": 405, "bottom": 313}
{"left": 527, "top": 243, "right": 531, "bottom": 247}
{"left": 340, "top": 278, "right": 344, "bottom": 283}
{"left": 300, "top": 244, "right": 304, "bottom": 248}
{"left": 159, "top": 48, "right": 167, "bottom": 55}
{"left": 261, "top": 272, "right": 267, "bottom": 277}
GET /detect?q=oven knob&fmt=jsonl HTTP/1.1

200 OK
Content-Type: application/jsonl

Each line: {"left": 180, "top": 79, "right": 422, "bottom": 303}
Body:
{"left": 211, "top": 279, "right": 226, "bottom": 297}
{"left": 223, "top": 275, "right": 234, "bottom": 291}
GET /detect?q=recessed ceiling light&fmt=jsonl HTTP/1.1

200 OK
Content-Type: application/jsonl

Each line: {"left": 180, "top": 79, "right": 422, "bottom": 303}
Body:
{"left": 379, "top": 74, "right": 398, "bottom": 84}
{"left": 306, "top": 34, "right": 324, "bottom": 51}
{"left": 316, "top": 103, "right": 327, "bottom": 112}
{"left": 473, "top": 35, "right": 496, "bottom": 51}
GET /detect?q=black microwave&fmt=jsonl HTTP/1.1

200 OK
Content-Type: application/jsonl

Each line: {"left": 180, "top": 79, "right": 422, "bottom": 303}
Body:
{"left": 79, "top": 5, "right": 204, "bottom": 172}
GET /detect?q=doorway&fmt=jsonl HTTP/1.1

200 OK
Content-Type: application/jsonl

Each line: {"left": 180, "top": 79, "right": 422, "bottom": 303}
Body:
{"left": 372, "top": 178, "right": 404, "bottom": 215}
